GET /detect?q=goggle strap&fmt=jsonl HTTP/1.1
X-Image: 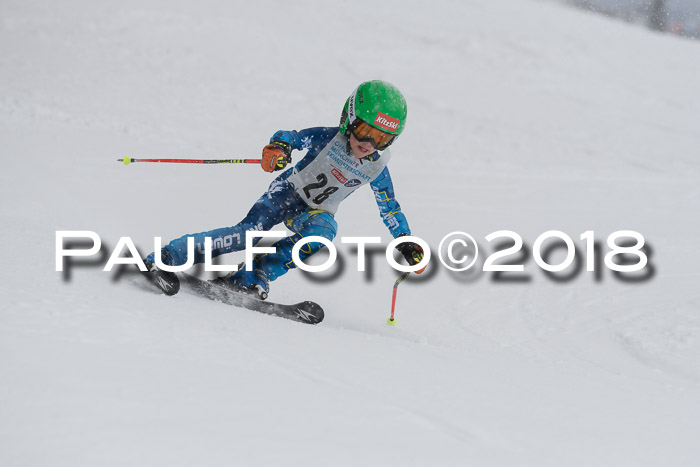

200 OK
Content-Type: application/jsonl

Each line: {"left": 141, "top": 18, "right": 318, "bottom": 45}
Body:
{"left": 347, "top": 86, "right": 359, "bottom": 127}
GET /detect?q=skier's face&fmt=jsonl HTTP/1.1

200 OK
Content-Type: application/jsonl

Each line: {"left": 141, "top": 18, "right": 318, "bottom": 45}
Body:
{"left": 349, "top": 132, "right": 377, "bottom": 158}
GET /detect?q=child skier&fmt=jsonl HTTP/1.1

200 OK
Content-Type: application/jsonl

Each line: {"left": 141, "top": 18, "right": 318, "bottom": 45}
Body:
{"left": 145, "top": 80, "right": 425, "bottom": 299}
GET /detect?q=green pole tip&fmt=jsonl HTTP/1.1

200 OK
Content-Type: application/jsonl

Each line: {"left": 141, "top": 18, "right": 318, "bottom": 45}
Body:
{"left": 122, "top": 156, "right": 132, "bottom": 166}
{"left": 387, "top": 317, "right": 397, "bottom": 326}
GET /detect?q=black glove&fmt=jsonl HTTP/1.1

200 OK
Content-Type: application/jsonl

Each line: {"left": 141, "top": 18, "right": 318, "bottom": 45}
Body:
{"left": 395, "top": 234, "right": 425, "bottom": 272}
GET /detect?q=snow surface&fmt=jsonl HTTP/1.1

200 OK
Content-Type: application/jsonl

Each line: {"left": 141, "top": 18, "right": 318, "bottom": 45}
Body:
{"left": 2, "top": 0, "right": 700, "bottom": 465}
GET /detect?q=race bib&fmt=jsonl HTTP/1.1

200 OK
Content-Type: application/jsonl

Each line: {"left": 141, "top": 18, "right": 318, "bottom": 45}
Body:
{"left": 287, "top": 133, "right": 391, "bottom": 214}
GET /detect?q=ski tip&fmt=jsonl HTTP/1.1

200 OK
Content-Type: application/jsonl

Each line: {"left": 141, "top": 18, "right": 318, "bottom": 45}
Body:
{"left": 162, "top": 281, "right": 180, "bottom": 296}
{"left": 387, "top": 317, "right": 397, "bottom": 326}
{"left": 296, "top": 301, "right": 324, "bottom": 324}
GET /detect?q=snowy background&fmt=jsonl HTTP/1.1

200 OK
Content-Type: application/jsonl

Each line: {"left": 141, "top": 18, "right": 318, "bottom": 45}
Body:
{"left": 565, "top": 0, "right": 700, "bottom": 38}
{"left": 2, "top": 0, "right": 699, "bottom": 465}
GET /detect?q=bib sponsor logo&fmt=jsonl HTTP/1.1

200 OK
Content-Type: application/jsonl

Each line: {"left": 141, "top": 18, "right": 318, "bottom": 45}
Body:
{"left": 374, "top": 112, "right": 400, "bottom": 132}
{"left": 345, "top": 179, "right": 362, "bottom": 188}
{"left": 331, "top": 168, "right": 348, "bottom": 184}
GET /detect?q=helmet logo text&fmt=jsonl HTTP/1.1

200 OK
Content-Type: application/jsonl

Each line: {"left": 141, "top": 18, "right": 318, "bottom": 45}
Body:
{"left": 374, "top": 112, "right": 400, "bottom": 132}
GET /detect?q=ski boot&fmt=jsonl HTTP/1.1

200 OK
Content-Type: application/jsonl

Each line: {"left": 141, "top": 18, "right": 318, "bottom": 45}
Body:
{"left": 220, "top": 265, "right": 270, "bottom": 300}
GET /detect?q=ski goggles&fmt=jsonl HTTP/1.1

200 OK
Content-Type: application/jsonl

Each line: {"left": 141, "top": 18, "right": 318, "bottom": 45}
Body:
{"left": 350, "top": 120, "right": 396, "bottom": 150}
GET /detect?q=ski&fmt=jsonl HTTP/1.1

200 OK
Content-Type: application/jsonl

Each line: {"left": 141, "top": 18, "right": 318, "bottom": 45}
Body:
{"left": 140, "top": 263, "right": 180, "bottom": 296}
{"left": 178, "top": 273, "right": 324, "bottom": 325}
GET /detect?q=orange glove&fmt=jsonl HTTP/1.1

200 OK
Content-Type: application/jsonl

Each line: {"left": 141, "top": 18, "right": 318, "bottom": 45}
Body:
{"left": 261, "top": 141, "right": 292, "bottom": 173}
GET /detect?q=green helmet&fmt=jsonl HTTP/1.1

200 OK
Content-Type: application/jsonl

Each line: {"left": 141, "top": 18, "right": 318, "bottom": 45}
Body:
{"left": 339, "top": 80, "right": 407, "bottom": 137}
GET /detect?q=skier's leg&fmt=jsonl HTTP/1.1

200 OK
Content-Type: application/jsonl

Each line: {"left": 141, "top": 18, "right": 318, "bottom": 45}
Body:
{"left": 159, "top": 199, "right": 276, "bottom": 266}
{"left": 261, "top": 210, "right": 339, "bottom": 281}
{"left": 228, "top": 210, "right": 338, "bottom": 295}
{"left": 149, "top": 181, "right": 305, "bottom": 266}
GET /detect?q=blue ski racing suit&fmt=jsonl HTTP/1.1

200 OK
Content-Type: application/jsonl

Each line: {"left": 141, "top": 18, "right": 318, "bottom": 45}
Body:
{"left": 151, "top": 126, "right": 412, "bottom": 293}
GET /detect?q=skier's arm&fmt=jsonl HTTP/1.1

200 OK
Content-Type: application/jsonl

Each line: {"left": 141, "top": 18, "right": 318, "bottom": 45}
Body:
{"left": 261, "top": 128, "right": 338, "bottom": 173}
{"left": 370, "top": 167, "right": 411, "bottom": 238}
{"left": 371, "top": 168, "right": 426, "bottom": 273}
{"left": 270, "top": 127, "right": 338, "bottom": 152}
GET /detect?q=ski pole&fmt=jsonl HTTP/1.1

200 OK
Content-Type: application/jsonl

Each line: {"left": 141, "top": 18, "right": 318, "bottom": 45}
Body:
{"left": 118, "top": 156, "right": 261, "bottom": 166}
{"left": 387, "top": 272, "right": 410, "bottom": 326}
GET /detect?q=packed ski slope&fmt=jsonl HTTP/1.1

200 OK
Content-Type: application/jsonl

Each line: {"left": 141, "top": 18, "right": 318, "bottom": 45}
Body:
{"left": 2, "top": 1, "right": 699, "bottom": 465}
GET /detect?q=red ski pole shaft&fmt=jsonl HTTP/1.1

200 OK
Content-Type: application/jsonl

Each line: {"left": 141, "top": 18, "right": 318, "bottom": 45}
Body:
{"left": 388, "top": 272, "right": 410, "bottom": 325}
{"left": 118, "top": 156, "right": 261, "bottom": 166}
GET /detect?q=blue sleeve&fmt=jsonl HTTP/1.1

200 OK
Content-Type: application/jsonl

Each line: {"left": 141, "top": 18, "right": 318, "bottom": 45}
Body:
{"left": 270, "top": 127, "right": 339, "bottom": 182}
{"left": 270, "top": 127, "right": 338, "bottom": 152}
{"left": 370, "top": 167, "right": 411, "bottom": 238}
